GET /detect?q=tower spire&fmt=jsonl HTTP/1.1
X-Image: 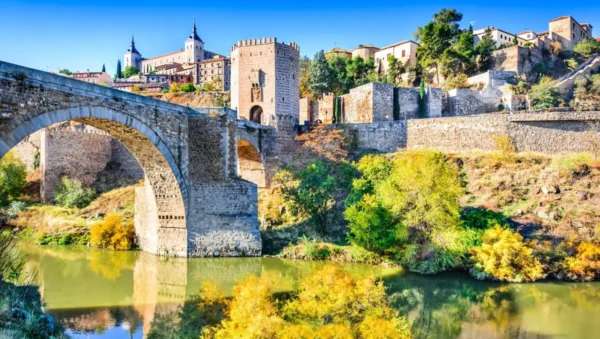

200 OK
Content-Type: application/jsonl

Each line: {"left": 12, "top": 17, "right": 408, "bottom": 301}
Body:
{"left": 190, "top": 19, "right": 203, "bottom": 42}
{"left": 128, "top": 34, "right": 140, "bottom": 55}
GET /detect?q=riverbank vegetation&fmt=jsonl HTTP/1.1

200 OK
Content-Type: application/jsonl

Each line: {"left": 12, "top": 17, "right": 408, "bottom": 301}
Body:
{"left": 0, "top": 233, "right": 65, "bottom": 338}
{"left": 1, "top": 167, "right": 138, "bottom": 250}
{"left": 262, "top": 128, "right": 600, "bottom": 282}
{"left": 148, "top": 265, "right": 411, "bottom": 339}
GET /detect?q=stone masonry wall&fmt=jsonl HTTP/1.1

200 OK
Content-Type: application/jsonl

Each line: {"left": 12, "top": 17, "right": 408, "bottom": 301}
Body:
{"left": 11, "top": 131, "right": 40, "bottom": 171}
{"left": 187, "top": 180, "right": 261, "bottom": 257}
{"left": 342, "top": 121, "right": 408, "bottom": 153}
{"left": 445, "top": 88, "right": 502, "bottom": 116}
{"left": 396, "top": 88, "right": 419, "bottom": 119}
{"left": 40, "top": 128, "right": 113, "bottom": 201}
{"left": 407, "top": 111, "right": 600, "bottom": 154}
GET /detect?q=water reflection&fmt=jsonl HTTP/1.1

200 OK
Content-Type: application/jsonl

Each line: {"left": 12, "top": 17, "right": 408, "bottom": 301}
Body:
{"left": 19, "top": 244, "right": 600, "bottom": 339}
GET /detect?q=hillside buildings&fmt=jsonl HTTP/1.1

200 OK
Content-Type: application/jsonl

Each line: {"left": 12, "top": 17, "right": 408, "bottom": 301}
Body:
{"left": 71, "top": 71, "right": 113, "bottom": 87}
{"left": 474, "top": 15, "right": 593, "bottom": 50}
{"left": 123, "top": 22, "right": 231, "bottom": 90}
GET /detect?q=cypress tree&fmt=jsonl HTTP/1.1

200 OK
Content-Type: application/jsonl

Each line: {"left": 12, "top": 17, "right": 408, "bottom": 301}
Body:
{"left": 418, "top": 81, "right": 427, "bottom": 118}
{"left": 102, "top": 64, "right": 106, "bottom": 72}
{"left": 116, "top": 60, "right": 123, "bottom": 79}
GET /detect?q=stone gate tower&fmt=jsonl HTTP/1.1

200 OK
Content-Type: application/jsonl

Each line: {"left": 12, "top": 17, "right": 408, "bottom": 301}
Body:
{"left": 230, "top": 38, "right": 300, "bottom": 127}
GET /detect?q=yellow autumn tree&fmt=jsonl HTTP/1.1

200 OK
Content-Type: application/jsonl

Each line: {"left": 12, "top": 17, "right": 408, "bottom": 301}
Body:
{"left": 470, "top": 225, "right": 545, "bottom": 282}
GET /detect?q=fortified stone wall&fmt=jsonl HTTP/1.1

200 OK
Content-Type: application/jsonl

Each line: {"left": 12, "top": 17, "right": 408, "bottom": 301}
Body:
{"left": 40, "top": 128, "right": 113, "bottom": 201}
{"left": 407, "top": 111, "right": 600, "bottom": 154}
{"left": 11, "top": 131, "right": 40, "bottom": 171}
{"left": 445, "top": 88, "right": 502, "bottom": 116}
{"left": 491, "top": 46, "right": 565, "bottom": 82}
{"left": 341, "top": 121, "right": 407, "bottom": 153}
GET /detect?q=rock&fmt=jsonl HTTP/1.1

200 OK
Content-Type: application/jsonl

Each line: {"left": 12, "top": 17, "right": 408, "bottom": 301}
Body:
{"left": 572, "top": 221, "right": 584, "bottom": 228}
{"left": 541, "top": 185, "right": 560, "bottom": 195}
{"left": 575, "top": 190, "right": 589, "bottom": 201}
{"left": 535, "top": 208, "right": 550, "bottom": 219}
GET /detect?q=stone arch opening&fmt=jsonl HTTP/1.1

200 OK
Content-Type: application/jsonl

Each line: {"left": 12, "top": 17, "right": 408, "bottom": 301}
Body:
{"left": 237, "top": 139, "right": 266, "bottom": 188}
{"left": 0, "top": 108, "right": 188, "bottom": 257}
{"left": 249, "top": 105, "right": 263, "bottom": 124}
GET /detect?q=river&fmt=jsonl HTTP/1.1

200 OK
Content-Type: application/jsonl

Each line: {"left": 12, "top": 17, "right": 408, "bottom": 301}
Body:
{"left": 18, "top": 244, "right": 600, "bottom": 339}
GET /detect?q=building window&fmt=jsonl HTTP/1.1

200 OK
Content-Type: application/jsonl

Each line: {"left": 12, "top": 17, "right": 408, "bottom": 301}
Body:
{"left": 402, "top": 50, "right": 406, "bottom": 57}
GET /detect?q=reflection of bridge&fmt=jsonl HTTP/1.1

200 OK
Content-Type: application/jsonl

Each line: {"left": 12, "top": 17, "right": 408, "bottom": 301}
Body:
{"left": 0, "top": 61, "right": 292, "bottom": 257}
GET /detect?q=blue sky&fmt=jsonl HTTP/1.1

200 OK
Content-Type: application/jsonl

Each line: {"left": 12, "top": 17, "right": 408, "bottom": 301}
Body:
{"left": 1, "top": 1, "right": 598, "bottom": 75}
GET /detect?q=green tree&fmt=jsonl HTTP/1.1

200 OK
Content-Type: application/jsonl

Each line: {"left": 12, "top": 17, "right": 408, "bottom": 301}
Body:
{"left": 443, "top": 72, "right": 470, "bottom": 90}
{"left": 278, "top": 161, "right": 337, "bottom": 234}
{"left": 115, "top": 60, "right": 123, "bottom": 79}
{"left": 345, "top": 56, "right": 375, "bottom": 87}
{"left": 299, "top": 56, "right": 313, "bottom": 99}
{"left": 573, "top": 39, "right": 600, "bottom": 58}
{"left": 386, "top": 55, "right": 405, "bottom": 86}
{"left": 101, "top": 64, "right": 106, "bottom": 73}
{"left": 123, "top": 66, "right": 140, "bottom": 78}
{"left": 0, "top": 152, "right": 27, "bottom": 206}
{"left": 512, "top": 36, "right": 519, "bottom": 46}
{"left": 418, "top": 81, "right": 427, "bottom": 118}
{"left": 414, "top": 8, "right": 464, "bottom": 83}
{"left": 58, "top": 69, "right": 72, "bottom": 76}
{"left": 328, "top": 54, "right": 352, "bottom": 95}
{"left": 54, "top": 176, "right": 97, "bottom": 208}
{"left": 440, "top": 49, "right": 473, "bottom": 77}
{"left": 475, "top": 28, "right": 496, "bottom": 72}
{"left": 308, "top": 50, "right": 333, "bottom": 99}
{"left": 529, "top": 76, "right": 561, "bottom": 110}
{"left": 180, "top": 83, "right": 196, "bottom": 93}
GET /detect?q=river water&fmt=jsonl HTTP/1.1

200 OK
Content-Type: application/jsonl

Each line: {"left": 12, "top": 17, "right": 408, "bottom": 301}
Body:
{"left": 19, "top": 244, "right": 600, "bottom": 339}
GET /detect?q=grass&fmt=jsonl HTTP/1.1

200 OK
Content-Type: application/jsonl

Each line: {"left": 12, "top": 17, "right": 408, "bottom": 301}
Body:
{"left": 279, "top": 236, "right": 386, "bottom": 265}
{"left": 7, "top": 184, "right": 139, "bottom": 246}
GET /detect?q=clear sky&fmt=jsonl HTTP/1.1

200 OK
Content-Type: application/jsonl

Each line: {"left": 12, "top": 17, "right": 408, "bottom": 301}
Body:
{"left": 1, "top": 1, "right": 598, "bottom": 76}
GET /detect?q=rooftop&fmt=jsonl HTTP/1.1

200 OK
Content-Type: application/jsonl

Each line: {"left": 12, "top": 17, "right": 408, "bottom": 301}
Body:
{"left": 378, "top": 40, "right": 419, "bottom": 50}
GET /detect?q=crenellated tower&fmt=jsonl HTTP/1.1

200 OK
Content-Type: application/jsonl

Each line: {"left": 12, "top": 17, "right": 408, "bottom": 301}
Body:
{"left": 230, "top": 38, "right": 300, "bottom": 128}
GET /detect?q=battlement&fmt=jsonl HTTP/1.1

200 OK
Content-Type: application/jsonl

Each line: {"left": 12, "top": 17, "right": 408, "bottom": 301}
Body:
{"left": 231, "top": 38, "right": 300, "bottom": 52}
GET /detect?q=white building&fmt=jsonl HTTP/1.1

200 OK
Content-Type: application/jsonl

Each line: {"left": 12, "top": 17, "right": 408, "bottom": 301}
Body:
{"left": 72, "top": 71, "right": 113, "bottom": 87}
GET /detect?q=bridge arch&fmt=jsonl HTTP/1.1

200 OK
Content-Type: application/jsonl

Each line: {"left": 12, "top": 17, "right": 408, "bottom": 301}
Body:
{"left": 0, "top": 106, "right": 188, "bottom": 256}
{"left": 237, "top": 138, "right": 266, "bottom": 188}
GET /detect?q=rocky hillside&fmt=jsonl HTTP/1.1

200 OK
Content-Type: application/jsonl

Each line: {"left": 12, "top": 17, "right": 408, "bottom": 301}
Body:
{"left": 456, "top": 152, "right": 600, "bottom": 241}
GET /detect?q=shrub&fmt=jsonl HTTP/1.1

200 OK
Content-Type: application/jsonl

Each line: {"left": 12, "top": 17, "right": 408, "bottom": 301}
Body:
{"left": 0, "top": 152, "right": 27, "bottom": 207}
{"left": 461, "top": 207, "right": 509, "bottom": 232}
{"left": 529, "top": 76, "right": 561, "bottom": 110}
{"left": 443, "top": 73, "right": 470, "bottom": 91}
{"left": 562, "top": 240, "right": 600, "bottom": 281}
{"left": 377, "top": 150, "right": 464, "bottom": 234}
{"left": 5, "top": 201, "right": 27, "bottom": 219}
{"left": 573, "top": 39, "right": 600, "bottom": 58}
{"left": 90, "top": 213, "right": 135, "bottom": 250}
{"left": 345, "top": 194, "right": 403, "bottom": 253}
{"left": 470, "top": 225, "right": 545, "bottom": 282}
{"left": 497, "top": 103, "right": 505, "bottom": 111}
{"left": 0, "top": 232, "right": 26, "bottom": 283}
{"left": 278, "top": 161, "right": 337, "bottom": 234}
{"left": 169, "top": 82, "right": 181, "bottom": 93}
{"left": 53, "top": 177, "right": 96, "bottom": 208}
{"left": 180, "top": 83, "right": 196, "bottom": 93}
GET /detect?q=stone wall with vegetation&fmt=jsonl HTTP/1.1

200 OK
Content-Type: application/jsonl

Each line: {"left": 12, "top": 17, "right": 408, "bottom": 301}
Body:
{"left": 407, "top": 111, "right": 600, "bottom": 154}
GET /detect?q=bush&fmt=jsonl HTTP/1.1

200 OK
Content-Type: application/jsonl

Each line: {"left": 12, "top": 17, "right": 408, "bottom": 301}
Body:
{"left": 573, "top": 39, "right": 600, "bottom": 58}
{"left": 0, "top": 152, "right": 27, "bottom": 207}
{"left": 90, "top": 213, "right": 135, "bottom": 250}
{"left": 443, "top": 73, "right": 470, "bottom": 91}
{"left": 180, "top": 83, "right": 196, "bottom": 93}
{"left": 529, "top": 76, "right": 561, "bottom": 110}
{"left": 345, "top": 194, "right": 403, "bottom": 253}
{"left": 5, "top": 201, "right": 27, "bottom": 220}
{"left": 169, "top": 82, "right": 181, "bottom": 93}
{"left": 497, "top": 103, "right": 505, "bottom": 111}
{"left": 278, "top": 161, "right": 338, "bottom": 234}
{"left": 461, "top": 207, "right": 509, "bottom": 232}
{"left": 561, "top": 240, "right": 600, "bottom": 281}
{"left": 470, "top": 225, "right": 545, "bottom": 282}
{"left": 53, "top": 177, "right": 96, "bottom": 208}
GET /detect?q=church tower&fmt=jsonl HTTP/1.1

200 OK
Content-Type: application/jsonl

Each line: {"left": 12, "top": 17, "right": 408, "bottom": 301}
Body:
{"left": 124, "top": 35, "right": 142, "bottom": 70}
{"left": 185, "top": 21, "right": 204, "bottom": 64}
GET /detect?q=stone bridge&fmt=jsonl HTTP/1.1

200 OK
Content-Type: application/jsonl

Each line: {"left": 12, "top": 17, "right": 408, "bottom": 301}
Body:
{"left": 0, "top": 60, "right": 286, "bottom": 257}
